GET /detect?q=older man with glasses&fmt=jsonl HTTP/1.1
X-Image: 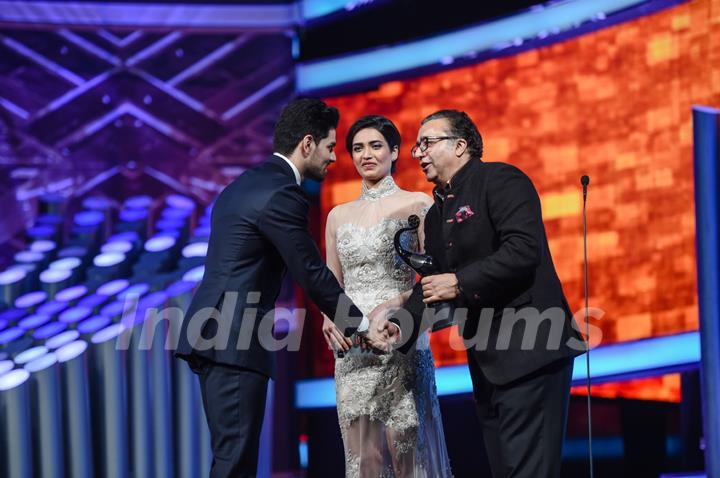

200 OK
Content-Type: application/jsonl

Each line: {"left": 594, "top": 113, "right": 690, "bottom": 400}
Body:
{"left": 394, "top": 109, "right": 584, "bottom": 477}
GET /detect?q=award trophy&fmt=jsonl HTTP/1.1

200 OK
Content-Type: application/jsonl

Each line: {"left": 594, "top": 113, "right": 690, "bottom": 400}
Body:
{"left": 394, "top": 215, "right": 455, "bottom": 331}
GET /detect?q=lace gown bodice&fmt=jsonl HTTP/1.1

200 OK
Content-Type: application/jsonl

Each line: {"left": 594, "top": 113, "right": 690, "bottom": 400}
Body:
{"left": 327, "top": 176, "right": 452, "bottom": 478}
{"left": 336, "top": 217, "right": 416, "bottom": 315}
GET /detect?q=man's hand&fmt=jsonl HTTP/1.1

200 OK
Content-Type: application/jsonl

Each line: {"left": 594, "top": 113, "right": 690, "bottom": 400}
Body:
{"left": 363, "top": 320, "right": 400, "bottom": 354}
{"left": 322, "top": 316, "right": 353, "bottom": 353}
{"left": 421, "top": 273, "right": 460, "bottom": 304}
{"left": 362, "top": 303, "right": 402, "bottom": 354}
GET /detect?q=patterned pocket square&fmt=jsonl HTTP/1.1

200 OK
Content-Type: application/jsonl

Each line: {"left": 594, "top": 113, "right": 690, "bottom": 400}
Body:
{"left": 455, "top": 205, "right": 475, "bottom": 223}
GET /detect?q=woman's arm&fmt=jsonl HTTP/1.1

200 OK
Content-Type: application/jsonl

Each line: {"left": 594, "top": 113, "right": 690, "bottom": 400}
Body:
{"left": 322, "top": 207, "right": 353, "bottom": 352}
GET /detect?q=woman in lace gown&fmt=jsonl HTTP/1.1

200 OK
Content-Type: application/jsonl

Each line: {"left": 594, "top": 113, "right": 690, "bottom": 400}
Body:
{"left": 322, "top": 115, "right": 453, "bottom": 477}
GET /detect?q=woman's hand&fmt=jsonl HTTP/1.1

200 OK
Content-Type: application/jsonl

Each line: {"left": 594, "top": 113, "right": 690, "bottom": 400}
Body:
{"left": 322, "top": 316, "right": 353, "bottom": 353}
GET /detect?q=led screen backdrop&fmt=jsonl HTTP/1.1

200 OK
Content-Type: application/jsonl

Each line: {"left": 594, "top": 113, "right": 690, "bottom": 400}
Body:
{"left": 315, "top": 0, "right": 720, "bottom": 401}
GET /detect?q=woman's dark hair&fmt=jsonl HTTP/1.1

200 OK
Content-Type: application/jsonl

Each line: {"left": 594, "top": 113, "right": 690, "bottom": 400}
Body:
{"left": 273, "top": 98, "right": 340, "bottom": 156}
{"left": 421, "top": 109, "right": 483, "bottom": 159}
{"left": 346, "top": 115, "right": 401, "bottom": 173}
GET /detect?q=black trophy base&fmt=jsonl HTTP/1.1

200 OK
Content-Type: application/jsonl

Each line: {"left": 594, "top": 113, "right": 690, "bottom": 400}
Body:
{"left": 430, "top": 301, "right": 456, "bottom": 332}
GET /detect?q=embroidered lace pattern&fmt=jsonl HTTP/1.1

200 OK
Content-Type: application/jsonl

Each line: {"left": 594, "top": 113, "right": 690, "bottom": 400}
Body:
{"left": 329, "top": 181, "right": 453, "bottom": 477}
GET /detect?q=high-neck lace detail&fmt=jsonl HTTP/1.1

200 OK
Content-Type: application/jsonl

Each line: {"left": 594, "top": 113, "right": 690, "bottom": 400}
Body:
{"left": 360, "top": 176, "right": 399, "bottom": 201}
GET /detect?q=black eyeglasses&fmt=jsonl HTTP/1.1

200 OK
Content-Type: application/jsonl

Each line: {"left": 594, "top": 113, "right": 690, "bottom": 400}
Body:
{"left": 411, "top": 136, "right": 459, "bottom": 157}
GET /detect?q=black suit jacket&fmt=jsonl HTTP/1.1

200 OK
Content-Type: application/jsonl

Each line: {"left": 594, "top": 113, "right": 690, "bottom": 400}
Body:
{"left": 176, "top": 155, "right": 363, "bottom": 378}
{"left": 400, "top": 159, "right": 584, "bottom": 386}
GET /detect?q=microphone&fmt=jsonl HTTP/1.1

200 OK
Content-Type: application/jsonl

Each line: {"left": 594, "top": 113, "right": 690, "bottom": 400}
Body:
{"left": 581, "top": 175, "right": 590, "bottom": 201}
{"left": 581, "top": 174, "right": 594, "bottom": 478}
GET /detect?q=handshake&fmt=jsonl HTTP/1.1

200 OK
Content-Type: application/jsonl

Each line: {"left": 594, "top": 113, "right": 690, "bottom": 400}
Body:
{"left": 322, "top": 301, "right": 401, "bottom": 356}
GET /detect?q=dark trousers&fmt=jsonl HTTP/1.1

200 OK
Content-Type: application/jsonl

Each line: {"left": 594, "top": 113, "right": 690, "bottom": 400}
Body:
{"left": 197, "top": 358, "right": 269, "bottom": 478}
{"left": 469, "top": 353, "right": 574, "bottom": 478}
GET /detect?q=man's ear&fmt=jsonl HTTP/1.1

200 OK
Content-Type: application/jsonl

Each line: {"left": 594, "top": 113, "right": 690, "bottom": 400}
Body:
{"left": 455, "top": 138, "right": 468, "bottom": 157}
{"left": 301, "top": 134, "right": 315, "bottom": 157}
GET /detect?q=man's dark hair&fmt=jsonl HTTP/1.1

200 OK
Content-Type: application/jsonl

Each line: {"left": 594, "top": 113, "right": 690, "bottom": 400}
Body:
{"left": 346, "top": 115, "right": 401, "bottom": 174}
{"left": 421, "top": 109, "right": 483, "bottom": 159}
{"left": 273, "top": 98, "right": 340, "bottom": 156}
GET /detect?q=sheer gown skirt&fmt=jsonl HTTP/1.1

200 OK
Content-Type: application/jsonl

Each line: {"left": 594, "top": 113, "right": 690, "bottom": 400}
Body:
{"left": 334, "top": 333, "right": 453, "bottom": 478}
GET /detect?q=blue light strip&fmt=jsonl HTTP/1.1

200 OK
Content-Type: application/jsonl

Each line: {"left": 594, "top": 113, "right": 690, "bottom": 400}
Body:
{"left": 300, "top": 0, "right": 390, "bottom": 21}
{"left": 0, "top": 1, "right": 298, "bottom": 29}
{"left": 296, "top": 0, "right": 649, "bottom": 92}
{"left": 300, "top": 0, "right": 360, "bottom": 20}
{"left": 692, "top": 105, "right": 720, "bottom": 478}
{"left": 295, "top": 331, "right": 701, "bottom": 409}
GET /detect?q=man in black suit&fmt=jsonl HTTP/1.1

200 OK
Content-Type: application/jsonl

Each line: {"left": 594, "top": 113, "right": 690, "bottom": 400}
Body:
{"left": 176, "top": 98, "right": 397, "bottom": 478}
{"left": 396, "top": 110, "right": 585, "bottom": 477}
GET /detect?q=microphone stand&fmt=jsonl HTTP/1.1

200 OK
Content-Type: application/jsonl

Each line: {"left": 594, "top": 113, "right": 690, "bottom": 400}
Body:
{"left": 581, "top": 175, "right": 594, "bottom": 478}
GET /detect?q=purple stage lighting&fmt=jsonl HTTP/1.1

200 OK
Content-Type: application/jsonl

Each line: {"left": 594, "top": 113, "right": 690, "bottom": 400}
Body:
{"left": 77, "top": 315, "right": 112, "bottom": 335}
{"left": 138, "top": 291, "right": 168, "bottom": 309}
{"left": 97, "top": 279, "right": 130, "bottom": 296}
{"left": 55, "top": 340, "right": 87, "bottom": 363}
{"left": 39, "top": 269, "right": 72, "bottom": 286}
{"left": 91, "top": 323, "right": 126, "bottom": 344}
{"left": 156, "top": 218, "right": 185, "bottom": 231}
{"left": 14, "top": 346, "right": 49, "bottom": 365}
{"left": 166, "top": 280, "right": 196, "bottom": 298}
{"left": 0, "top": 327, "right": 25, "bottom": 346}
{"left": 46, "top": 330, "right": 81, "bottom": 350}
{"left": 36, "top": 215, "right": 62, "bottom": 227}
{"left": 124, "top": 195, "right": 153, "bottom": 209}
{"left": 193, "top": 226, "right": 211, "bottom": 239}
{"left": 59, "top": 307, "right": 93, "bottom": 325}
{"left": 182, "top": 265, "right": 205, "bottom": 283}
{"left": 0, "top": 360, "right": 13, "bottom": 376}
{"left": 0, "top": 367, "right": 30, "bottom": 388}
{"left": 99, "top": 300, "right": 127, "bottom": 319}
{"left": 166, "top": 194, "right": 195, "bottom": 210}
{"left": 93, "top": 252, "right": 126, "bottom": 267}
{"left": 29, "top": 240, "right": 57, "bottom": 254}
{"left": 0, "top": 269, "right": 27, "bottom": 285}
{"left": 27, "top": 225, "right": 57, "bottom": 240}
{"left": 101, "top": 241, "right": 133, "bottom": 254}
{"left": 55, "top": 285, "right": 88, "bottom": 303}
{"left": 82, "top": 196, "right": 113, "bottom": 211}
{"left": 154, "top": 229, "right": 180, "bottom": 240}
{"left": 33, "top": 322, "right": 68, "bottom": 341}
{"left": 73, "top": 210, "right": 105, "bottom": 227}
{"left": 58, "top": 246, "right": 88, "bottom": 259}
{"left": 15, "top": 291, "right": 48, "bottom": 309}
{"left": 0, "top": 268, "right": 27, "bottom": 306}
{"left": 182, "top": 242, "right": 208, "bottom": 258}
{"left": 14, "top": 251, "right": 44, "bottom": 264}
{"left": 18, "top": 314, "right": 51, "bottom": 331}
{"left": 36, "top": 301, "right": 68, "bottom": 317}
{"left": 24, "top": 352, "right": 58, "bottom": 373}
{"left": 49, "top": 257, "right": 82, "bottom": 271}
{"left": 0, "top": 309, "right": 26, "bottom": 326}
{"left": 161, "top": 208, "right": 191, "bottom": 220}
{"left": 119, "top": 209, "right": 148, "bottom": 222}
{"left": 76, "top": 294, "right": 108, "bottom": 312}
{"left": 108, "top": 231, "right": 140, "bottom": 243}
{"left": 145, "top": 235, "right": 176, "bottom": 252}
{"left": 117, "top": 283, "right": 150, "bottom": 301}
